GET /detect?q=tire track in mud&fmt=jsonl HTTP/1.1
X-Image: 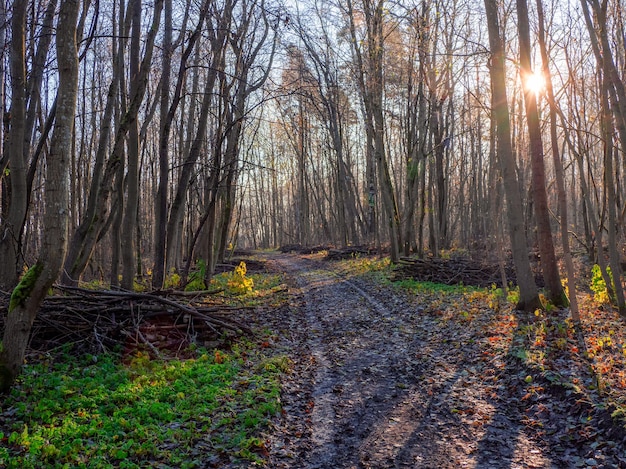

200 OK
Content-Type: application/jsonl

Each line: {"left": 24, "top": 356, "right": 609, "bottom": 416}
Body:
{"left": 270, "top": 254, "right": 430, "bottom": 468}
{"left": 264, "top": 253, "right": 554, "bottom": 469}
{"left": 287, "top": 260, "right": 409, "bottom": 468}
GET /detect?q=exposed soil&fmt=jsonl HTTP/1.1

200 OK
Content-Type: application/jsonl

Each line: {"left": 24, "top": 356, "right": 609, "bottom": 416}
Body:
{"left": 256, "top": 252, "right": 626, "bottom": 469}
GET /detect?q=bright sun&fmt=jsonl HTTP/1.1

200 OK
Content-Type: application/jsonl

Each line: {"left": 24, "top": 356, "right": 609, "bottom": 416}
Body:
{"left": 525, "top": 71, "right": 546, "bottom": 95}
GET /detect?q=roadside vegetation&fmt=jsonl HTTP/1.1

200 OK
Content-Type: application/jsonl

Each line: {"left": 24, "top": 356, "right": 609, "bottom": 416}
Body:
{"left": 0, "top": 262, "right": 290, "bottom": 468}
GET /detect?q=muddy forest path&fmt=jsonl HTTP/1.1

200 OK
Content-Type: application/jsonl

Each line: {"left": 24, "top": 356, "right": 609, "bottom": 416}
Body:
{"left": 258, "top": 252, "right": 595, "bottom": 469}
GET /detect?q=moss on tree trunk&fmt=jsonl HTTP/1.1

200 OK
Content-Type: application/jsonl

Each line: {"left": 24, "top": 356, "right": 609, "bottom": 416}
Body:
{"left": 8, "top": 262, "right": 43, "bottom": 313}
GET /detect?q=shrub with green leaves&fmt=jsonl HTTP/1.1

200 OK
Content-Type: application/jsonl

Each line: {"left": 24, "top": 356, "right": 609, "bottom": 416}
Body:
{"left": 185, "top": 259, "right": 207, "bottom": 291}
{"left": 227, "top": 262, "right": 254, "bottom": 295}
{"left": 591, "top": 264, "right": 613, "bottom": 305}
{"left": 164, "top": 268, "right": 181, "bottom": 289}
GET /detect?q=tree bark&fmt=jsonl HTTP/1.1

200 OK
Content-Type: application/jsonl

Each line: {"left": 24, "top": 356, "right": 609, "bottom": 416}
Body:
{"left": 602, "top": 78, "right": 626, "bottom": 316}
{"left": 0, "top": 0, "right": 28, "bottom": 291}
{"left": 345, "top": 0, "right": 401, "bottom": 261}
{"left": 153, "top": 0, "right": 173, "bottom": 289}
{"left": 516, "top": 0, "right": 566, "bottom": 306}
{"left": 120, "top": 0, "right": 142, "bottom": 290}
{"left": 0, "top": 0, "right": 79, "bottom": 391}
{"left": 165, "top": 1, "right": 232, "bottom": 274}
{"left": 536, "top": 0, "right": 579, "bottom": 319}
{"left": 484, "top": 0, "right": 541, "bottom": 311}
{"left": 153, "top": 0, "right": 206, "bottom": 288}
{"left": 61, "top": 0, "right": 164, "bottom": 285}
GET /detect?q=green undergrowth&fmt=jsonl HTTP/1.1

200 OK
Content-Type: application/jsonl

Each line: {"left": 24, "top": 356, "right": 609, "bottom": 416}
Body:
{"left": 0, "top": 339, "right": 287, "bottom": 468}
{"left": 393, "top": 278, "right": 478, "bottom": 295}
{"left": 211, "top": 270, "right": 287, "bottom": 308}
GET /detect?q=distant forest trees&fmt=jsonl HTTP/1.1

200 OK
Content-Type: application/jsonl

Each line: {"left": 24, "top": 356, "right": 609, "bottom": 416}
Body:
{"left": 1, "top": 0, "right": 626, "bottom": 383}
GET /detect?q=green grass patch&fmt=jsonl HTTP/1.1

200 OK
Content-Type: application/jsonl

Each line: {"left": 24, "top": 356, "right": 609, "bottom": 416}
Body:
{"left": 0, "top": 343, "right": 285, "bottom": 468}
{"left": 392, "top": 278, "right": 476, "bottom": 295}
{"left": 336, "top": 256, "right": 392, "bottom": 276}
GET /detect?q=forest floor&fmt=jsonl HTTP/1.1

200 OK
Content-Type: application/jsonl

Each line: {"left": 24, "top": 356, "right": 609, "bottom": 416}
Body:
{"left": 255, "top": 251, "right": 626, "bottom": 469}
{"left": 2, "top": 251, "right": 626, "bottom": 468}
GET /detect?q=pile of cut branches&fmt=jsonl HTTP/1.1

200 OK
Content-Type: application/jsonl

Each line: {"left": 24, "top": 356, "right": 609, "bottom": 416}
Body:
{"left": 393, "top": 256, "right": 524, "bottom": 288}
{"left": 325, "top": 246, "right": 377, "bottom": 260}
{"left": 278, "top": 244, "right": 332, "bottom": 254}
{"left": 0, "top": 287, "right": 253, "bottom": 357}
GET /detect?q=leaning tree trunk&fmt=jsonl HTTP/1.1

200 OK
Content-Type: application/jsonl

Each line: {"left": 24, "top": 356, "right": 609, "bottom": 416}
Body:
{"left": 0, "top": 0, "right": 79, "bottom": 392}
{"left": 484, "top": 0, "right": 541, "bottom": 312}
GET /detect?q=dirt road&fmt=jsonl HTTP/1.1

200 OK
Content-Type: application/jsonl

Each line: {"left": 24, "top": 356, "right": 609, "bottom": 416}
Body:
{"left": 260, "top": 253, "right": 625, "bottom": 469}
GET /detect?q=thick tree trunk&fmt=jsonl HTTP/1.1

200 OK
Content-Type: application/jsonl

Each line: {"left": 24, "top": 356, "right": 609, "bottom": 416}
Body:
{"left": 484, "top": 0, "right": 541, "bottom": 311}
{"left": 536, "top": 0, "right": 579, "bottom": 320}
{"left": 0, "top": 0, "right": 79, "bottom": 392}
{"left": 516, "top": 0, "right": 566, "bottom": 306}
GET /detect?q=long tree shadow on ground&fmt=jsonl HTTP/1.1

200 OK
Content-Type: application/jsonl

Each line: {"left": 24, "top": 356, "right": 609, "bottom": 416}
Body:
{"left": 265, "top": 255, "right": 626, "bottom": 468}
{"left": 474, "top": 310, "right": 547, "bottom": 468}
{"left": 475, "top": 308, "right": 626, "bottom": 468}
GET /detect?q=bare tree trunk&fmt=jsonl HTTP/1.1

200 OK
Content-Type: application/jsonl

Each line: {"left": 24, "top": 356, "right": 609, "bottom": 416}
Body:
{"left": 484, "top": 0, "right": 541, "bottom": 311}
{"left": 0, "top": 0, "right": 79, "bottom": 391}
{"left": 61, "top": 0, "right": 126, "bottom": 286}
{"left": 602, "top": 78, "right": 626, "bottom": 316}
{"left": 536, "top": 0, "right": 579, "bottom": 319}
{"left": 152, "top": 0, "right": 173, "bottom": 289}
{"left": 431, "top": 98, "right": 449, "bottom": 251}
{"left": 153, "top": 0, "right": 206, "bottom": 288}
{"left": 213, "top": 2, "right": 276, "bottom": 263}
{"left": 404, "top": 51, "right": 428, "bottom": 256}
{"left": 0, "top": 0, "right": 28, "bottom": 291}
{"left": 581, "top": 0, "right": 626, "bottom": 157}
{"left": 0, "top": 0, "right": 6, "bottom": 176}
{"left": 166, "top": 80, "right": 217, "bottom": 273}
{"left": 121, "top": 0, "right": 142, "bottom": 290}
{"left": 166, "top": 1, "right": 231, "bottom": 274}
{"left": 516, "top": 0, "right": 566, "bottom": 306}
{"left": 345, "top": 0, "right": 400, "bottom": 261}
{"left": 61, "top": 0, "right": 163, "bottom": 285}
